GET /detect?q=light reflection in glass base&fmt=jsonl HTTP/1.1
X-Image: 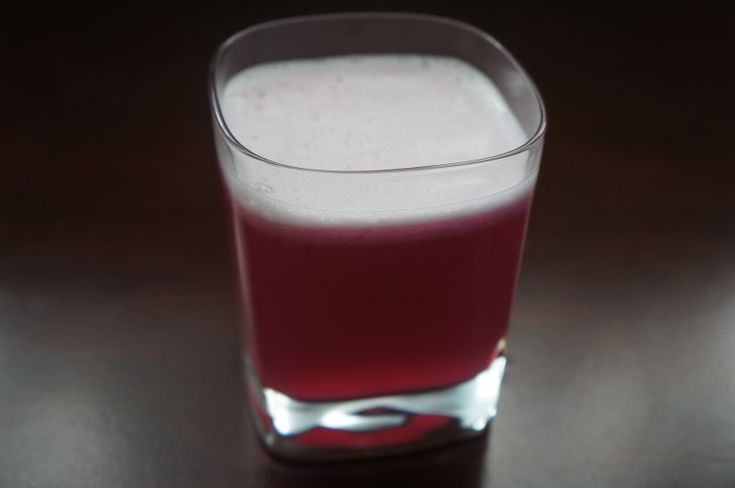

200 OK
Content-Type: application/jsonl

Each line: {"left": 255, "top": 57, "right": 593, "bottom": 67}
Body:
{"left": 245, "top": 354, "right": 507, "bottom": 460}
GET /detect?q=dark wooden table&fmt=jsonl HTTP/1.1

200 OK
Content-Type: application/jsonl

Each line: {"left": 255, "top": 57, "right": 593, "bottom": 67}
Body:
{"left": 3, "top": 4, "right": 734, "bottom": 487}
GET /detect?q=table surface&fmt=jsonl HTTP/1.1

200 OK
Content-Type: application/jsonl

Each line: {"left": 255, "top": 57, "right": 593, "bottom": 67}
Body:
{"left": 3, "top": 4, "right": 734, "bottom": 487}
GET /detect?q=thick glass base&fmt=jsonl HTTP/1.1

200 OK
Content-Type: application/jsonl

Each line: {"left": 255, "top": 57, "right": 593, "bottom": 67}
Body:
{"left": 245, "top": 355, "right": 506, "bottom": 460}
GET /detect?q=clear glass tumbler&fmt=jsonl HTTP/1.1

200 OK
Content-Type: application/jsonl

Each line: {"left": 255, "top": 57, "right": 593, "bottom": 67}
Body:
{"left": 209, "top": 12, "right": 546, "bottom": 460}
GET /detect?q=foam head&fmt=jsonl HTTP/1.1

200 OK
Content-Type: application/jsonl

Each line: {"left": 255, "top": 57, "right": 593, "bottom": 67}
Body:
{"left": 217, "top": 54, "right": 536, "bottom": 225}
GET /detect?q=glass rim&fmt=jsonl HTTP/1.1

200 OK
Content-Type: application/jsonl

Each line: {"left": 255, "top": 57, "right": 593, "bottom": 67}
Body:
{"left": 208, "top": 11, "right": 548, "bottom": 175}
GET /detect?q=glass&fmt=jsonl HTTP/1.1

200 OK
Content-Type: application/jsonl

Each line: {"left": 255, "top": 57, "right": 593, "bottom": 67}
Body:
{"left": 209, "top": 12, "right": 546, "bottom": 460}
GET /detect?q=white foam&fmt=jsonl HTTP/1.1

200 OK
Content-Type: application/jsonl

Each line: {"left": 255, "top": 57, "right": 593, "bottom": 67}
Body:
{"left": 216, "top": 54, "right": 536, "bottom": 225}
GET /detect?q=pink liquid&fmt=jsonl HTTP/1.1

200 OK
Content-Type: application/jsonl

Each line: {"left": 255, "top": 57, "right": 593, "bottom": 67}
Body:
{"left": 232, "top": 191, "right": 533, "bottom": 402}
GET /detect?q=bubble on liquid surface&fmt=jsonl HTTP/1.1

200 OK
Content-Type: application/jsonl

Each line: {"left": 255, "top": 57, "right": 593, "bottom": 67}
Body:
{"left": 256, "top": 182, "right": 273, "bottom": 194}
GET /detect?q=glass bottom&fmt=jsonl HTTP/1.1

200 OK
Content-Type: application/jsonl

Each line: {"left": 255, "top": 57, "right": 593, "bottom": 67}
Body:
{"left": 245, "top": 354, "right": 507, "bottom": 460}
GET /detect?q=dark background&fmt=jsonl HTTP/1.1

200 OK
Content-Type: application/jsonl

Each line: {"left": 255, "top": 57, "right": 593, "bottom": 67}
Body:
{"left": 2, "top": 3, "right": 735, "bottom": 487}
